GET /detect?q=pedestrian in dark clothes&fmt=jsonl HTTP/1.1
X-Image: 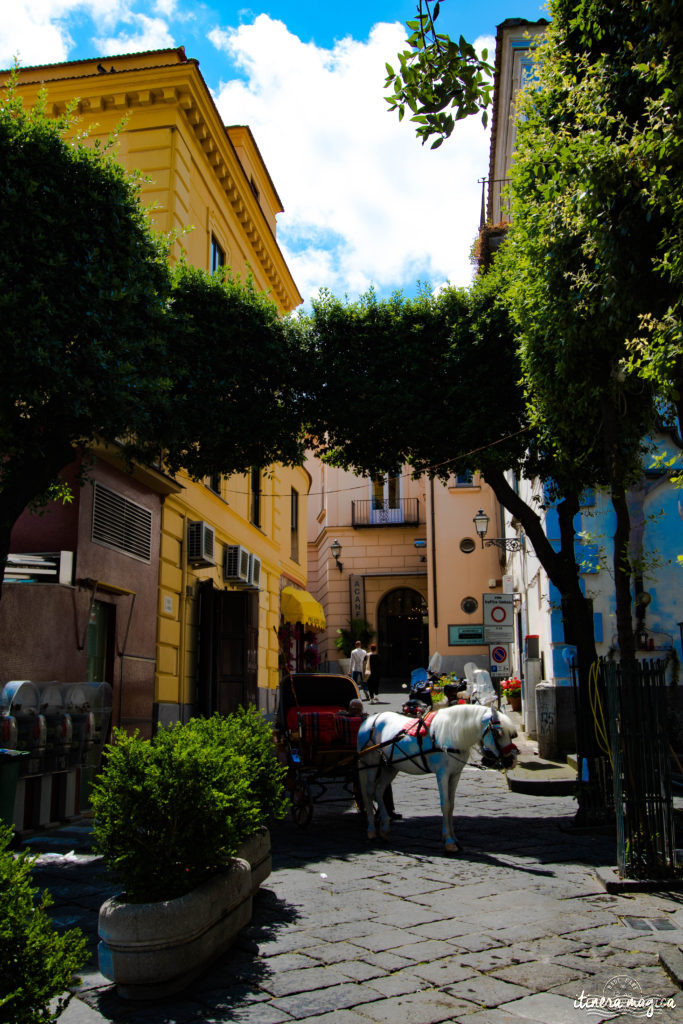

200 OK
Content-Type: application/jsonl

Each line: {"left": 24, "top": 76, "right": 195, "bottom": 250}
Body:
{"left": 365, "top": 643, "right": 382, "bottom": 704}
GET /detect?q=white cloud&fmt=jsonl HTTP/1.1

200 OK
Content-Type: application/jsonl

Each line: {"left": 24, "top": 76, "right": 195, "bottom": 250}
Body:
{"left": 94, "top": 13, "right": 174, "bottom": 54}
{"left": 210, "top": 15, "right": 489, "bottom": 304}
{"left": 0, "top": 1, "right": 135, "bottom": 67}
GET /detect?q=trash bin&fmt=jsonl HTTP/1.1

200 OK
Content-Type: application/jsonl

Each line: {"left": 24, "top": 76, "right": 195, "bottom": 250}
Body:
{"left": 0, "top": 748, "right": 29, "bottom": 829}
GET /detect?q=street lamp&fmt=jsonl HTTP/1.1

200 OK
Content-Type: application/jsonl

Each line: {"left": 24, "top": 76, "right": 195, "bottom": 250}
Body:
{"left": 472, "top": 509, "right": 524, "bottom": 552}
{"left": 330, "top": 538, "right": 344, "bottom": 573}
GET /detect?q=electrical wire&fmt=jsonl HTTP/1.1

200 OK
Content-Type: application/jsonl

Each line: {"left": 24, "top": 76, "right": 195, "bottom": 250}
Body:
{"left": 588, "top": 659, "right": 613, "bottom": 767}
{"left": 219, "top": 426, "right": 531, "bottom": 501}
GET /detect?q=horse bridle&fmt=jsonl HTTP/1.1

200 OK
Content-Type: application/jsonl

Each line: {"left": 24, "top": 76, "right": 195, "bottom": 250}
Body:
{"left": 480, "top": 710, "right": 518, "bottom": 770}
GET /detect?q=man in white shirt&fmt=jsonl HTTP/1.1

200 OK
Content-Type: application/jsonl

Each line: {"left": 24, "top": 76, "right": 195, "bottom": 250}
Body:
{"left": 349, "top": 640, "right": 369, "bottom": 699}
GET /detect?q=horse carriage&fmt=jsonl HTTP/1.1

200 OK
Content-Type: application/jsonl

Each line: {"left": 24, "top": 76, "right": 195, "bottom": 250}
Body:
{"left": 276, "top": 672, "right": 363, "bottom": 827}
{"left": 276, "top": 668, "right": 520, "bottom": 852}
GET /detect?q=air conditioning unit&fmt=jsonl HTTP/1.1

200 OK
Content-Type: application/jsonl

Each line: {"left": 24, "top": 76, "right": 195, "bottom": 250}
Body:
{"left": 187, "top": 521, "right": 216, "bottom": 567}
{"left": 223, "top": 545, "right": 250, "bottom": 583}
{"left": 248, "top": 554, "right": 262, "bottom": 589}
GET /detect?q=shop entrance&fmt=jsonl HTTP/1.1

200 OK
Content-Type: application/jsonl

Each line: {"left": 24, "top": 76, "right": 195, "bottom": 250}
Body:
{"left": 377, "top": 587, "right": 428, "bottom": 684}
{"left": 197, "top": 582, "right": 258, "bottom": 715}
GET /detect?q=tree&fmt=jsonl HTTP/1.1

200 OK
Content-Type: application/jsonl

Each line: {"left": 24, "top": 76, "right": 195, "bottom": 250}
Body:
{"left": 500, "top": 0, "right": 681, "bottom": 662}
{"left": 0, "top": 84, "right": 306, "bottom": 593}
{"left": 304, "top": 275, "right": 600, "bottom": 692}
{"left": 156, "top": 263, "right": 306, "bottom": 479}
{"left": 0, "top": 83, "right": 170, "bottom": 590}
{"left": 385, "top": 0, "right": 494, "bottom": 147}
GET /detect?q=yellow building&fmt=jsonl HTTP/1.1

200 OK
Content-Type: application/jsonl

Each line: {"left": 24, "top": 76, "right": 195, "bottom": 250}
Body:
{"left": 7, "top": 48, "right": 315, "bottom": 723}
{"left": 307, "top": 459, "right": 506, "bottom": 683}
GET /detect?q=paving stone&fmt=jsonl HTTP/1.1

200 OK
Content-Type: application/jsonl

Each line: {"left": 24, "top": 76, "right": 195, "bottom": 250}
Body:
{"left": 380, "top": 938, "right": 460, "bottom": 965}
{"left": 411, "top": 956, "right": 477, "bottom": 986}
{"left": 491, "top": 959, "right": 589, "bottom": 992}
{"left": 290, "top": 1012, "right": 373, "bottom": 1024}
{"left": 270, "top": 983, "right": 382, "bottom": 1020}
{"left": 301, "top": 941, "right": 370, "bottom": 965}
{"left": 444, "top": 973, "right": 531, "bottom": 1006}
{"left": 364, "top": 969, "right": 430, "bottom": 998}
{"left": 352, "top": 925, "right": 428, "bottom": 954}
{"left": 499, "top": 990, "right": 617, "bottom": 1024}
{"left": 449, "top": 931, "right": 504, "bottom": 952}
{"left": 461, "top": 947, "right": 537, "bottom": 972}
{"left": 333, "top": 960, "right": 388, "bottom": 982}
{"left": 361, "top": 950, "right": 415, "bottom": 971}
{"left": 204, "top": 1005, "right": 293, "bottom": 1024}
{"left": 356, "top": 989, "right": 478, "bottom": 1023}
{"left": 258, "top": 965, "right": 351, "bottom": 998}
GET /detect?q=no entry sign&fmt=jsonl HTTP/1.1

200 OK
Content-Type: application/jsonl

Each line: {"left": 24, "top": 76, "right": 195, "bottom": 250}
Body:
{"left": 483, "top": 594, "right": 514, "bottom": 642}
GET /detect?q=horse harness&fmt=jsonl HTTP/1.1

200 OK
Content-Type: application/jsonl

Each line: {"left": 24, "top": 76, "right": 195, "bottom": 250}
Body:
{"left": 361, "top": 709, "right": 515, "bottom": 775}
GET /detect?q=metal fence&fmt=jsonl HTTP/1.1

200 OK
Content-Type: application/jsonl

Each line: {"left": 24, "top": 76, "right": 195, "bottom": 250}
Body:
{"left": 604, "top": 659, "right": 677, "bottom": 880}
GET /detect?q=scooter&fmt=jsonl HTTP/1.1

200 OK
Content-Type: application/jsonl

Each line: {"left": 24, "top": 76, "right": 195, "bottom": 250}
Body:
{"left": 401, "top": 667, "right": 438, "bottom": 716}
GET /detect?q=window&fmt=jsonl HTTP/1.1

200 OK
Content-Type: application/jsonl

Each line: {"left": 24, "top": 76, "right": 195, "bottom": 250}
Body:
{"left": 290, "top": 488, "right": 299, "bottom": 562}
{"left": 453, "top": 470, "right": 474, "bottom": 487}
{"left": 250, "top": 469, "right": 261, "bottom": 527}
{"left": 92, "top": 482, "right": 152, "bottom": 562}
{"left": 210, "top": 235, "right": 225, "bottom": 274}
{"left": 207, "top": 473, "right": 221, "bottom": 495}
{"left": 370, "top": 474, "right": 402, "bottom": 524}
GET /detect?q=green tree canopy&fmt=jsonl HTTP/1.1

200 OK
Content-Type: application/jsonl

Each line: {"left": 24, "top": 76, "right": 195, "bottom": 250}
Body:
{"left": 0, "top": 82, "right": 306, "bottom": 590}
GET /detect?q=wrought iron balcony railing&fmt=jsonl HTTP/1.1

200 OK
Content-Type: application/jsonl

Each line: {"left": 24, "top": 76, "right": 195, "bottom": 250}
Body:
{"left": 351, "top": 498, "right": 420, "bottom": 528}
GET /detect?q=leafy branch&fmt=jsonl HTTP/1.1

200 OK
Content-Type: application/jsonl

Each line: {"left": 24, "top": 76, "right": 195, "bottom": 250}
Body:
{"left": 385, "top": 0, "right": 493, "bottom": 147}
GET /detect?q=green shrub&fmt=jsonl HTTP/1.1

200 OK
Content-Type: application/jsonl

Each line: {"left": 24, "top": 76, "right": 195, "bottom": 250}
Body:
{"left": 0, "top": 824, "right": 87, "bottom": 1024}
{"left": 91, "top": 710, "right": 287, "bottom": 903}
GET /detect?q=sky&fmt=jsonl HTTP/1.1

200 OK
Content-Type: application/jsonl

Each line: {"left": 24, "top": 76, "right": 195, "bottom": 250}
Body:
{"left": 1, "top": 1, "right": 548, "bottom": 305}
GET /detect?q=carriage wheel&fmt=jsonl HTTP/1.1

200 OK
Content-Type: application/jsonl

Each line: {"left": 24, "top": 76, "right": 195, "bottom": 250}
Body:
{"left": 291, "top": 781, "right": 313, "bottom": 828}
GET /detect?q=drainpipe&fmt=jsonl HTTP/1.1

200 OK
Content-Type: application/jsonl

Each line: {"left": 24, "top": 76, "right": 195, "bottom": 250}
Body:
{"left": 178, "top": 515, "right": 189, "bottom": 719}
{"left": 430, "top": 478, "right": 438, "bottom": 629}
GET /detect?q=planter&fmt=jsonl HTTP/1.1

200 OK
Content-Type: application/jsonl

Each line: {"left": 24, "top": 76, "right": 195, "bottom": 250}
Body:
{"left": 98, "top": 830, "right": 271, "bottom": 1000}
{"left": 338, "top": 658, "right": 351, "bottom": 675}
{"left": 506, "top": 694, "right": 522, "bottom": 712}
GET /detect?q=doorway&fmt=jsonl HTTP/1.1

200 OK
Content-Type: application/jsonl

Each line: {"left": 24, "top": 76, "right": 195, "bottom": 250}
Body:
{"left": 377, "top": 587, "right": 428, "bottom": 682}
{"left": 197, "top": 582, "right": 259, "bottom": 715}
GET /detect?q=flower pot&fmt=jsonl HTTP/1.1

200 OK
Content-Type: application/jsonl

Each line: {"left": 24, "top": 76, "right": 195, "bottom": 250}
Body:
{"left": 97, "top": 829, "right": 271, "bottom": 1000}
{"left": 506, "top": 693, "right": 521, "bottom": 712}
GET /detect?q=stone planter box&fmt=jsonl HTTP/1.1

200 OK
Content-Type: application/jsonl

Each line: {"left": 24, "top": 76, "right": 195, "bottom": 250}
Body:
{"left": 97, "top": 829, "right": 271, "bottom": 1000}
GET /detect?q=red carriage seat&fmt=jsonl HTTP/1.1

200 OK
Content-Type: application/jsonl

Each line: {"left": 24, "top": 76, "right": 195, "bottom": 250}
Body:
{"left": 298, "top": 711, "right": 340, "bottom": 747}
{"left": 285, "top": 705, "right": 344, "bottom": 734}
{"left": 335, "top": 714, "right": 362, "bottom": 747}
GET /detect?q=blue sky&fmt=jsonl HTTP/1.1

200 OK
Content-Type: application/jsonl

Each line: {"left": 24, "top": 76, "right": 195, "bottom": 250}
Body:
{"left": 2, "top": 2, "right": 548, "bottom": 304}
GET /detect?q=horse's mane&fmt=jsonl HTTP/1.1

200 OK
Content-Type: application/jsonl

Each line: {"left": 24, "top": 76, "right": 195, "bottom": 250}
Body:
{"left": 431, "top": 704, "right": 514, "bottom": 750}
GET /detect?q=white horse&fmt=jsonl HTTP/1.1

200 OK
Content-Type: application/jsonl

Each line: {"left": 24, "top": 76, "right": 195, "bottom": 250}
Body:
{"left": 357, "top": 704, "right": 518, "bottom": 854}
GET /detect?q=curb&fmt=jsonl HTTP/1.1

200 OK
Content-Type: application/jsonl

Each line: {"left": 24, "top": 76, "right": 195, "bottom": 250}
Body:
{"left": 595, "top": 866, "right": 683, "bottom": 894}
{"left": 659, "top": 946, "right": 683, "bottom": 989}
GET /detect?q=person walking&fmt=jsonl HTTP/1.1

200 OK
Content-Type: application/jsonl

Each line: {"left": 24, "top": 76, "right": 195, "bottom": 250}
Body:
{"left": 348, "top": 640, "right": 369, "bottom": 699}
{"left": 365, "top": 643, "right": 382, "bottom": 704}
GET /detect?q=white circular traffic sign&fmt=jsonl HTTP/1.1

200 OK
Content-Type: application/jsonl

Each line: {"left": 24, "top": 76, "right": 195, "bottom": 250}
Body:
{"left": 490, "top": 605, "right": 508, "bottom": 623}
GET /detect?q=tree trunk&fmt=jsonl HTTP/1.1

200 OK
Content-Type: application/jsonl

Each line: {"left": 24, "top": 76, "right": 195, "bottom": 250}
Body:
{"left": 611, "top": 482, "right": 636, "bottom": 665}
{"left": 482, "top": 469, "right": 597, "bottom": 674}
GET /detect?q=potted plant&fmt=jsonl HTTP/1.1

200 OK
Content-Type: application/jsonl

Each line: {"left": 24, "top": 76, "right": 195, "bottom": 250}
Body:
{"left": 502, "top": 677, "right": 522, "bottom": 711}
{"left": 91, "top": 708, "right": 287, "bottom": 1000}
{"left": 334, "top": 618, "right": 376, "bottom": 673}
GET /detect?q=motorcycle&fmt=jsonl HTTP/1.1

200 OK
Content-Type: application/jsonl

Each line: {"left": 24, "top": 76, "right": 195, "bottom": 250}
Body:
{"left": 401, "top": 667, "right": 440, "bottom": 716}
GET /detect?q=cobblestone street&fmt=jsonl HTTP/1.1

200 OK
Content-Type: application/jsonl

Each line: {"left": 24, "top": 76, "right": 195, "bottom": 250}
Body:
{"left": 27, "top": 705, "right": 682, "bottom": 1024}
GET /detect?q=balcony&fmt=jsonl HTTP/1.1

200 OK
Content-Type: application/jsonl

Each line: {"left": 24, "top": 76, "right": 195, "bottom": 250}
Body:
{"left": 351, "top": 498, "right": 420, "bottom": 528}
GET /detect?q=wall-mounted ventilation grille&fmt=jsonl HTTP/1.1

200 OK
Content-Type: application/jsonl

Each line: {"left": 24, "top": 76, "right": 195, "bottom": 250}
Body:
{"left": 92, "top": 483, "right": 152, "bottom": 562}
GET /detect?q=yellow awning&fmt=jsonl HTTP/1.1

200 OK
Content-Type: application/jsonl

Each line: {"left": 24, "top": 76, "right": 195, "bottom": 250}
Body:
{"left": 280, "top": 586, "right": 326, "bottom": 631}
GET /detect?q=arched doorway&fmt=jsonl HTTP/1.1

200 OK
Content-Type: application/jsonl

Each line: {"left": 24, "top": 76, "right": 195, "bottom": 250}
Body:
{"left": 377, "top": 588, "right": 428, "bottom": 683}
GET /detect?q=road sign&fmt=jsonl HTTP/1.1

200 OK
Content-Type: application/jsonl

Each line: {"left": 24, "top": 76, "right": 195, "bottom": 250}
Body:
{"left": 483, "top": 594, "right": 514, "bottom": 642}
{"left": 489, "top": 643, "right": 511, "bottom": 676}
